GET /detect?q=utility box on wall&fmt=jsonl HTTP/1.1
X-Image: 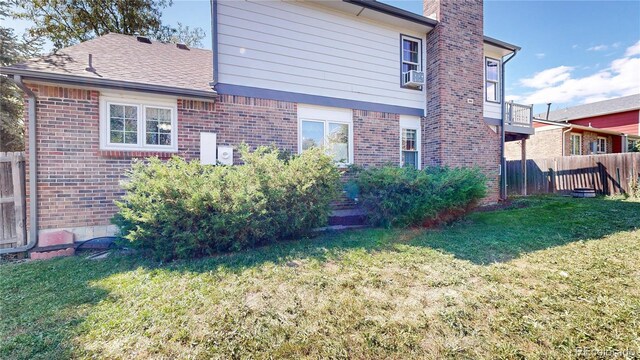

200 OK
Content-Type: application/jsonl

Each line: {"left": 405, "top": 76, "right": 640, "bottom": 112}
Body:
{"left": 217, "top": 146, "right": 233, "bottom": 165}
{"left": 200, "top": 132, "right": 217, "bottom": 165}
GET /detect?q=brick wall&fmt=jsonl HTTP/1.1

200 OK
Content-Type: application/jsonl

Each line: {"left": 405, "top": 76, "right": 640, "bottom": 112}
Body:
{"left": 353, "top": 110, "right": 399, "bottom": 166}
{"left": 24, "top": 84, "right": 407, "bottom": 241}
{"left": 505, "top": 128, "right": 616, "bottom": 160}
{"left": 423, "top": 0, "right": 501, "bottom": 202}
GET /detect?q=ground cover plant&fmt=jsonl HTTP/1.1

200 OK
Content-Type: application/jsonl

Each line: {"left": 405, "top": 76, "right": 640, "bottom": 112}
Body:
{"left": 1, "top": 196, "right": 639, "bottom": 359}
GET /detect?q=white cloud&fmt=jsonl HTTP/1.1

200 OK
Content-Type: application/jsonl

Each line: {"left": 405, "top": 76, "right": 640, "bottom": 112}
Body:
{"left": 514, "top": 42, "right": 640, "bottom": 106}
{"left": 572, "top": 44, "right": 579, "bottom": 49}
{"left": 625, "top": 40, "right": 640, "bottom": 56}
{"left": 520, "top": 66, "right": 573, "bottom": 89}
{"left": 535, "top": 53, "right": 546, "bottom": 59}
{"left": 587, "top": 44, "right": 608, "bottom": 51}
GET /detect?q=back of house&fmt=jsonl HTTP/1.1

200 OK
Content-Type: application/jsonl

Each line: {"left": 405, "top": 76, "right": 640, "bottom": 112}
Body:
{"left": 1, "top": 0, "right": 531, "bottom": 257}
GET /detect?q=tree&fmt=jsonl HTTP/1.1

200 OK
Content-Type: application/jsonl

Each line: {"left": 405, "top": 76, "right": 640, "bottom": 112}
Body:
{"left": 0, "top": 0, "right": 41, "bottom": 151}
{"left": 13, "top": 0, "right": 206, "bottom": 50}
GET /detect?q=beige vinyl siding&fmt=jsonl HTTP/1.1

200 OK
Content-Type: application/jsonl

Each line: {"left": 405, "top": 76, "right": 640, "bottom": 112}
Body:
{"left": 217, "top": 0, "right": 426, "bottom": 110}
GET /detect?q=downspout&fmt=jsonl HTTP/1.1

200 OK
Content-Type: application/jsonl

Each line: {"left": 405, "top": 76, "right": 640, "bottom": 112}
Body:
{"left": 500, "top": 50, "right": 517, "bottom": 200}
{"left": 209, "top": 0, "right": 219, "bottom": 91}
{"left": 0, "top": 75, "right": 38, "bottom": 254}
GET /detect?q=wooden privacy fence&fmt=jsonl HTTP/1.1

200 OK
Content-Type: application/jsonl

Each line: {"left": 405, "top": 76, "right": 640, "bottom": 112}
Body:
{"left": 0, "top": 152, "right": 26, "bottom": 249}
{"left": 507, "top": 153, "right": 640, "bottom": 196}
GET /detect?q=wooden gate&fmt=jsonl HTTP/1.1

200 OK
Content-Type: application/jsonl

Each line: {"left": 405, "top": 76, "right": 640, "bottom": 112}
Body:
{"left": 0, "top": 152, "right": 26, "bottom": 249}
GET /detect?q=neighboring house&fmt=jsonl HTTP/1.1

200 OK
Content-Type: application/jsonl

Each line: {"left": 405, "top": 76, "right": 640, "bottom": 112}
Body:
{"left": 0, "top": 0, "right": 532, "bottom": 255}
{"left": 505, "top": 94, "right": 640, "bottom": 159}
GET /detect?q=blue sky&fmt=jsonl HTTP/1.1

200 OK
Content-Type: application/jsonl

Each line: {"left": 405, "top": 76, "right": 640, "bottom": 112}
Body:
{"left": 7, "top": 1, "right": 640, "bottom": 114}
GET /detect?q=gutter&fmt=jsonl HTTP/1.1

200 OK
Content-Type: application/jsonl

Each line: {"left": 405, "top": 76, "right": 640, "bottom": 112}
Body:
{"left": 499, "top": 50, "right": 517, "bottom": 201}
{"left": 1, "top": 68, "right": 217, "bottom": 100}
{"left": 210, "top": 0, "right": 219, "bottom": 90}
{"left": 0, "top": 75, "right": 38, "bottom": 254}
{"left": 342, "top": 0, "right": 438, "bottom": 28}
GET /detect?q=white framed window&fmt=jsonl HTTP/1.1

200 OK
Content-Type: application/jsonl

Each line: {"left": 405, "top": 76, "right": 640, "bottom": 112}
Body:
{"left": 401, "top": 35, "right": 422, "bottom": 86}
{"left": 99, "top": 93, "right": 178, "bottom": 152}
{"left": 400, "top": 115, "right": 421, "bottom": 169}
{"left": 596, "top": 137, "right": 607, "bottom": 154}
{"left": 485, "top": 57, "right": 500, "bottom": 103}
{"left": 570, "top": 133, "right": 582, "bottom": 155}
{"left": 298, "top": 105, "right": 353, "bottom": 165}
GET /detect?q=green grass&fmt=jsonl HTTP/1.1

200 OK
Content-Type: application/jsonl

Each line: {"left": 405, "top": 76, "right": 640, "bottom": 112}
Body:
{"left": 1, "top": 196, "right": 640, "bottom": 359}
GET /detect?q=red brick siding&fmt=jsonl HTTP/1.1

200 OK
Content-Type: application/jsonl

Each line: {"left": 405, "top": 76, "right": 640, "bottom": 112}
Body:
{"left": 353, "top": 110, "right": 399, "bottom": 166}
{"left": 24, "top": 84, "right": 409, "bottom": 235}
{"left": 505, "top": 127, "right": 618, "bottom": 160}
{"left": 423, "top": 0, "right": 500, "bottom": 202}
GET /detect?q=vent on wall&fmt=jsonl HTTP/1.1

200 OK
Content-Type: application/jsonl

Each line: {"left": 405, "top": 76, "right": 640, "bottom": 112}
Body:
{"left": 176, "top": 43, "right": 189, "bottom": 50}
{"left": 136, "top": 36, "right": 152, "bottom": 44}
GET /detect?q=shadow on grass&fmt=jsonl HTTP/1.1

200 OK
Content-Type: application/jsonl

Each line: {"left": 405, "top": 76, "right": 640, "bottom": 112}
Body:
{"left": 2, "top": 196, "right": 639, "bottom": 359}
{"left": 412, "top": 196, "right": 640, "bottom": 265}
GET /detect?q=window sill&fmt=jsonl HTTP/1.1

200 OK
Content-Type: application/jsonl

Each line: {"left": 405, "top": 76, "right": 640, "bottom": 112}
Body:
{"left": 97, "top": 149, "right": 178, "bottom": 159}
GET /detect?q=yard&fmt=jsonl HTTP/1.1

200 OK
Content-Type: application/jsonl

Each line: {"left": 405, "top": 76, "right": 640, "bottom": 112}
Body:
{"left": 1, "top": 196, "right": 639, "bottom": 359}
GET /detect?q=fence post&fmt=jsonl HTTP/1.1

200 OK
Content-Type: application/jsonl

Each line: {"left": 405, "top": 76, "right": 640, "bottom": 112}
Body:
{"left": 521, "top": 139, "right": 527, "bottom": 196}
{"left": 11, "top": 153, "right": 26, "bottom": 247}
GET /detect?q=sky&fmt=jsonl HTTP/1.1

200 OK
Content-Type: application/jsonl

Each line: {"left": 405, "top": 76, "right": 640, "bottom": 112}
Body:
{"left": 5, "top": 0, "right": 640, "bottom": 114}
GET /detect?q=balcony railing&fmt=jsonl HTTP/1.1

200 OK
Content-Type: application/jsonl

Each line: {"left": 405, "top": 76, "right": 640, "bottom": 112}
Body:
{"left": 505, "top": 101, "right": 533, "bottom": 128}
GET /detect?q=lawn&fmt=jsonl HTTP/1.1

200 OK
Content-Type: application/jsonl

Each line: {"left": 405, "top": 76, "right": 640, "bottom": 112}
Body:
{"left": 1, "top": 196, "right": 639, "bottom": 359}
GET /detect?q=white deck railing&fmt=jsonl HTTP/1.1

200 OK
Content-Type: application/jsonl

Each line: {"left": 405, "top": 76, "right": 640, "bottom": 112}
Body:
{"left": 505, "top": 101, "right": 533, "bottom": 128}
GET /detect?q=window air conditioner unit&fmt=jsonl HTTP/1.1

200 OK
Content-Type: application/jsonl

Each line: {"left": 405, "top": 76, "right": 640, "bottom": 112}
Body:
{"left": 403, "top": 70, "right": 424, "bottom": 88}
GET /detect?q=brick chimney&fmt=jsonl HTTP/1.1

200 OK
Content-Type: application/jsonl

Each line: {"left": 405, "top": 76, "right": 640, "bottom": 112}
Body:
{"left": 423, "top": 0, "right": 501, "bottom": 202}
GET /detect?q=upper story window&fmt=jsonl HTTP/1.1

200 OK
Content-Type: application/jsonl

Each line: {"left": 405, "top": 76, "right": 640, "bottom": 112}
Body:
{"left": 100, "top": 94, "right": 178, "bottom": 152}
{"left": 401, "top": 35, "right": 422, "bottom": 88}
{"left": 570, "top": 133, "right": 582, "bottom": 155}
{"left": 485, "top": 58, "right": 500, "bottom": 103}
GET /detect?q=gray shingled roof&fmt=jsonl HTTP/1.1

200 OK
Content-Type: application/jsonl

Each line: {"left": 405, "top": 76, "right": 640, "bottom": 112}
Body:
{"left": 1, "top": 33, "right": 214, "bottom": 96}
{"left": 536, "top": 94, "right": 640, "bottom": 122}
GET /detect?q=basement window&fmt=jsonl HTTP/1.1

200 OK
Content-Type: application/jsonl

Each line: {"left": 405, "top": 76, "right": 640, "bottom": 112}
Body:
{"left": 100, "top": 94, "right": 178, "bottom": 152}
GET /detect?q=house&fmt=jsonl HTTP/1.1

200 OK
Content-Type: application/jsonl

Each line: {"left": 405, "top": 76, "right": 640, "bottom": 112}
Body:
{"left": 0, "top": 0, "right": 532, "bottom": 257}
{"left": 505, "top": 94, "right": 640, "bottom": 159}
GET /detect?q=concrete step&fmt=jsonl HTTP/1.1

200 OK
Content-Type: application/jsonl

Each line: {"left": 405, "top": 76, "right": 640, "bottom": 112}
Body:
{"left": 328, "top": 208, "right": 367, "bottom": 226}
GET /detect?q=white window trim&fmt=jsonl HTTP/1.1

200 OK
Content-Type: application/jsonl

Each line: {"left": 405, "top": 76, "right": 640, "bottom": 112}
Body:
{"left": 485, "top": 57, "right": 501, "bottom": 104}
{"left": 570, "top": 133, "right": 582, "bottom": 155}
{"left": 399, "top": 115, "right": 421, "bottom": 169}
{"left": 597, "top": 136, "right": 607, "bottom": 154}
{"left": 297, "top": 105, "right": 354, "bottom": 165}
{"left": 99, "top": 93, "right": 178, "bottom": 152}
{"left": 401, "top": 34, "right": 422, "bottom": 88}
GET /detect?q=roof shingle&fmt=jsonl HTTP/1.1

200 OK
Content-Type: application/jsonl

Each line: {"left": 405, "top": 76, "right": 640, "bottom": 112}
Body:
{"left": 536, "top": 94, "right": 640, "bottom": 122}
{"left": 2, "top": 33, "right": 214, "bottom": 95}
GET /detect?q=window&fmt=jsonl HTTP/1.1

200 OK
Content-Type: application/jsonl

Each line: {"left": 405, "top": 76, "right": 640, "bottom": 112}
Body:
{"left": 628, "top": 139, "right": 639, "bottom": 152}
{"left": 298, "top": 105, "right": 353, "bottom": 165}
{"left": 596, "top": 137, "right": 607, "bottom": 154}
{"left": 400, "top": 115, "right": 421, "bottom": 169}
{"left": 570, "top": 133, "right": 582, "bottom": 155}
{"left": 401, "top": 35, "right": 421, "bottom": 86}
{"left": 485, "top": 58, "right": 500, "bottom": 103}
{"left": 100, "top": 94, "right": 178, "bottom": 151}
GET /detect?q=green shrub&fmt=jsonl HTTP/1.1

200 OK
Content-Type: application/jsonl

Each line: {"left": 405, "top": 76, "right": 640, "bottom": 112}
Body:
{"left": 113, "top": 145, "right": 341, "bottom": 260}
{"left": 350, "top": 165, "right": 487, "bottom": 227}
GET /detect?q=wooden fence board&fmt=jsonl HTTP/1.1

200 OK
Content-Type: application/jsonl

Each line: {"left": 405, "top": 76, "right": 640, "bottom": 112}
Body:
{"left": 0, "top": 152, "right": 26, "bottom": 249}
{"left": 507, "top": 153, "right": 640, "bottom": 196}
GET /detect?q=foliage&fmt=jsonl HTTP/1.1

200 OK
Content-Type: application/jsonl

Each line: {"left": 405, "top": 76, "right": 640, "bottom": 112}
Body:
{"left": 12, "top": 0, "right": 205, "bottom": 50}
{"left": 350, "top": 165, "right": 487, "bottom": 227}
{"left": 0, "top": 0, "right": 41, "bottom": 151}
{"left": 112, "top": 145, "right": 341, "bottom": 260}
{"left": 3, "top": 197, "right": 640, "bottom": 359}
